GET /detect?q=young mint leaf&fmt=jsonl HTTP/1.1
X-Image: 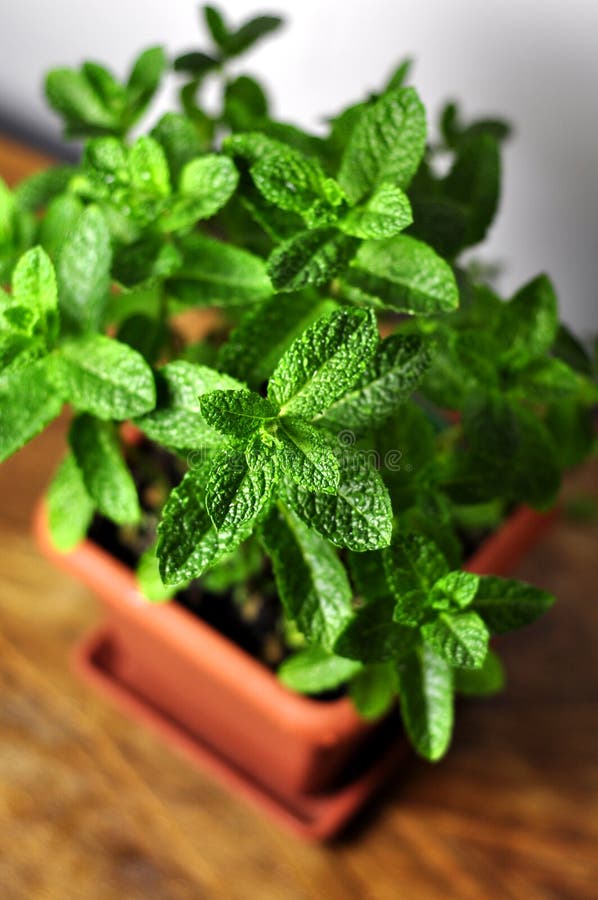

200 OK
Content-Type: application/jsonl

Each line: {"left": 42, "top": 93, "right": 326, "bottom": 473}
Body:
{"left": 320, "top": 333, "right": 430, "bottom": 434}
{"left": 349, "top": 662, "right": 397, "bottom": 720}
{"left": 11, "top": 246, "right": 58, "bottom": 337}
{"left": 157, "top": 465, "right": 252, "bottom": 584}
{"left": 179, "top": 154, "right": 238, "bottom": 209}
{"left": 205, "top": 444, "right": 277, "bottom": 532}
{"left": 45, "top": 68, "right": 118, "bottom": 135}
{"left": 278, "top": 647, "right": 362, "bottom": 694}
{"left": 339, "top": 182, "right": 413, "bottom": 239}
{"left": 277, "top": 416, "right": 340, "bottom": 493}
{"left": 134, "top": 360, "right": 242, "bottom": 450}
{"left": 499, "top": 275, "right": 558, "bottom": 368}
{"left": 57, "top": 205, "right": 112, "bottom": 332}
{"left": 267, "top": 228, "right": 358, "bottom": 292}
{"left": 46, "top": 452, "right": 95, "bottom": 552}
{"left": 471, "top": 576, "right": 555, "bottom": 633}
{"left": 204, "top": 5, "right": 230, "bottom": 49}
{"left": 14, "top": 166, "right": 74, "bottom": 213}
{"left": 126, "top": 46, "right": 167, "bottom": 120}
{"left": 56, "top": 334, "right": 156, "bottom": 420}
{"left": 260, "top": 503, "right": 354, "bottom": 649}
{"left": 39, "top": 194, "right": 84, "bottom": 259}
{"left": 384, "top": 533, "right": 449, "bottom": 601}
{"left": 334, "top": 595, "right": 416, "bottom": 662}
{"left": 128, "top": 135, "right": 170, "bottom": 197}
{"left": 421, "top": 611, "right": 489, "bottom": 669}
{"left": 398, "top": 644, "right": 454, "bottom": 761}
{"left": 69, "top": 414, "right": 140, "bottom": 525}
{"left": 0, "top": 357, "right": 63, "bottom": 462}
{"left": 151, "top": 113, "right": 204, "bottom": 183}
{"left": 223, "top": 14, "right": 284, "bottom": 58}
{"left": 454, "top": 649, "right": 505, "bottom": 696}
{"left": 430, "top": 571, "right": 481, "bottom": 610}
{"left": 285, "top": 449, "right": 392, "bottom": 551}
{"left": 200, "top": 389, "right": 277, "bottom": 439}
{"left": 338, "top": 86, "right": 426, "bottom": 203}
{"left": 167, "top": 234, "right": 272, "bottom": 308}
{"left": 343, "top": 234, "right": 459, "bottom": 315}
{"left": 444, "top": 133, "right": 500, "bottom": 247}
{"left": 223, "top": 75, "right": 268, "bottom": 130}
{"left": 268, "top": 307, "right": 378, "bottom": 419}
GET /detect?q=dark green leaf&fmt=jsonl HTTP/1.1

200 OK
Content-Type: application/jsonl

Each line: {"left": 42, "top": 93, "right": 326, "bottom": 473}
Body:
{"left": 267, "top": 228, "right": 358, "bottom": 293}
{"left": 200, "top": 389, "right": 277, "bottom": 439}
{"left": 443, "top": 133, "right": 500, "bottom": 247}
{"left": 500, "top": 275, "right": 559, "bottom": 368}
{"left": 277, "top": 416, "right": 340, "bottom": 493}
{"left": 421, "top": 611, "right": 489, "bottom": 669}
{"left": 334, "top": 595, "right": 417, "bottom": 662}
{"left": 205, "top": 444, "right": 277, "bottom": 532}
{"left": 14, "top": 166, "right": 75, "bottom": 213}
{"left": 398, "top": 644, "right": 454, "bottom": 761}
{"left": 454, "top": 649, "right": 505, "bottom": 696}
{"left": 471, "top": 576, "right": 555, "bottom": 633}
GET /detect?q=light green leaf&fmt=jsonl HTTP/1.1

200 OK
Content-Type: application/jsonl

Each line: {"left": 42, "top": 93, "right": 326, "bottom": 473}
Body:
{"left": 349, "top": 663, "right": 398, "bottom": 720}
{"left": 11, "top": 246, "right": 58, "bottom": 335}
{"left": 69, "top": 414, "right": 140, "bottom": 525}
{"left": 454, "top": 649, "right": 505, "bottom": 696}
{"left": 57, "top": 205, "right": 112, "bottom": 332}
{"left": 200, "top": 389, "right": 277, "bottom": 439}
{"left": 45, "top": 68, "right": 117, "bottom": 132}
{"left": 39, "top": 194, "right": 84, "bottom": 259}
{"left": 128, "top": 136, "right": 170, "bottom": 197}
{"left": 267, "top": 228, "right": 357, "bottom": 292}
{"left": 285, "top": 448, "right": 392, "bottom": 551}
{"left": 430, "top": 571, "right": 480, "bottom": 610}
{"left": 176, "top": 154, "right": 238, "bottom": 216}
{"left": 56, "top": 334, "right": 155, "bottom": 420}
{"left": 344, "top": 234, "right": 459, "bottom": 315}
{"left": 338, "top": 86, "right": 426, "bottom": 203}
{"left": 137, "top": 544, "right": 184, "bottom": 602}
{"left": 268, "top": 307, "right": 378, "bottom": 419}
{"left": 339, "top": 182, "right": 413, "bottom": 239}
{"left": 421, "top": 611, "right": 489, "bottom": 669}
{"left": 278, "top": 417, "right": 340, "bottom": 493}
{"left": 398, "top": 644, "right": 454, "bottom": 761}
{"left": 134, "top": 360, "right": 241, "bottom": 449}
{"left": 471, "top": 576, "right": 555, "bottom": 634}
{"left": 205, "top": 445, "right": 277, "bottom": 532}
{"left": 320, "top": 333, "right": 430, "bottom": 434}
{"left": 46, "top": 453, "right": 95, "bottom": 551}
{"left": 260, "top": 503, "right": 354, "bottom": 649}
{"left": 0, "top": 357, "right": 63, "bottom": 462}
{"left": 278, "top": 647, "right": 362, "bottom": 694}
{"left": 150, "top": 112, "right": 204, "bottom": 183}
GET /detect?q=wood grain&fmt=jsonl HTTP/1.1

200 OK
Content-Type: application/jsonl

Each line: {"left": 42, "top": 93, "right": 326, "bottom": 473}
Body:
{"left": 1, "top": 133, "right": 598, "bottom": 899}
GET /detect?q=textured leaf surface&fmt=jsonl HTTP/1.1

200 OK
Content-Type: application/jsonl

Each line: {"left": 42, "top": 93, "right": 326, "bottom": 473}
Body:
{"left": 269, "top": 307, "right": 377, "bottom": 419}
{"left": 134, "top": 361, "right": 241, "bottom": 449}
{"left": 398, "top": 644, "right": 454, "bottom": 761}
{"left": 421, "top": 611, "right": 489, "bottom": 669}
{"left": 267, "top": 228, "right": 358, "bottom": 292}
{"left": 69, "top": 415, "right": 140, "bottom": 525}
{"left": 345, "top": 234, "right": 459, "bottom": 314}
{"left": 384, "top": 533, "right": 449, "bottom": 601}
{"left": 278, "top": 417, "right": 340, "bottom": 493}
{"left": 430, "top": 571, "right": 480, "bottom": 610}
{"left": 320, "top": 333, "right": 430, "bottom": 433}
{"left": 151, "top": 112, "right": 204, "bottom": 182}
{"left": 0, "top": 358, "right": 63, "bottom": 462}
{"left": 57, "top": 205, "right": 112, "bottom": 332}
{"left": 57, "top": 335, "right": 155, "bottom": 420}
{"left": 339, "top": 183, "right": 412, "bottom": 239}
{"left": 200, "top": 389, "right": 277, "bottom": 439}
{"left": 260, "top": 503, "right": 354, "bottom": 649}
{"left": 205, "top": 445, "right": 277, "bottom": 532}
{"left": 472, "top": 576, "right": 555, "bottom": 633}
{"left": 278, "top": 647, "right": 361, "bottom": 693}
{"left": 46, "top": 453, "right": 95, "bottom": 551}
{"left": 286, "top": 449, "right": 392, "bottom": 551}
{"left": 338, "top": 87, "right": 426, "bottom": 203}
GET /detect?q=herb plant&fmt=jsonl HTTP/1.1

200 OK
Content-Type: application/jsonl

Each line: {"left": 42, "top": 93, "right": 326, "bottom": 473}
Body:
{"left": 1, "top": 6, "right": 595, "bottom": 761}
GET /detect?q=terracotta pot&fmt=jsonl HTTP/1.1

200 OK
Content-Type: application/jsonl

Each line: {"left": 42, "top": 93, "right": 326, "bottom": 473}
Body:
{"left": 32, "top": 501, "right": 557, "bottom": 839}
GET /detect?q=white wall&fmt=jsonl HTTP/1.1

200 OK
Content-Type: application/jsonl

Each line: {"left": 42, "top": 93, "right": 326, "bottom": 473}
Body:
{"left": 1, "top": 0, "right": 596, "bottom": 335}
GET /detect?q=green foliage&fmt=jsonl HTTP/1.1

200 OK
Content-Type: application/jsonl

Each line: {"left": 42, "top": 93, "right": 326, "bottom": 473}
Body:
{"left": 1, "top": 5, "right": 585, "bottom": 765}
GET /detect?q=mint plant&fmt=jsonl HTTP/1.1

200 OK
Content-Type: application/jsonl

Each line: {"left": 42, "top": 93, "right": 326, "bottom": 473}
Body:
{"left": 0, "top": 5, "right": 595, "bottom": 761}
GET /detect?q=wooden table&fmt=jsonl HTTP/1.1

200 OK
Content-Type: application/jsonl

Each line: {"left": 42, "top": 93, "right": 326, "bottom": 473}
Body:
{"left": 1, "top": 134, "right": 597, "bottom": 899}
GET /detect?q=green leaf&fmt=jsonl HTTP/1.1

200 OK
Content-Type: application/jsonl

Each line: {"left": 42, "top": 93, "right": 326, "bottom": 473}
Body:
{"left": 384, "top": 533, "right": 449, "bottom": 607}
{"left": 205, "top": 444, "right": 277, "bottom": 532}
{"left": 137, "top": 544, "right": 183, "bottom": 602}
{"left": 334, "top": 595, "right": 417, "bottom": 662}
{"left": 500, "top": 275, "right": 559, "bottom": 368}
{"left": 204, "top": 5, "right": 230, "bottom": 49}
{"left": 69, "top": 414, "right": 140, "bottom": 525}
{"left": 267, "top": 228, "right": 358, "bottom": 292}
{"left": 167, "top": 234, "right": 272, "bottom": 308}
{"left": 160, "top": 155, "right": 238, "bottom": 230}
{"left": 444, "top": 133, "right": 500, "bottom": 247}
{"left": 39, "top": 194, "right": 84, "bottom": 259}
{"left": 128, "top": 136, "right": 170, "bottom": 197}
{"left": 217, "top": 292, "right": 335, "bottom": 388}
{"left": 223, "top": 14, "right": 284, "bottom": 57}
{"left": 347, "top": 550, "right": 390, "bottom": 604}
{"left": 45, "top": 68, "right": 118, "bottom": 134}
{"left": 421, "top": 611, "right": 489, "bottom": 669}
{"left": 339, "top": 182, "right": 413, "bottom": 239}
{"left": 471, "top": 576, "right": 555, "bottom": 633}
{"left": 338, "top": 86, "right": 426, "bottom": 203}
{"left": 320, "top": 333, "right": 430, "bottom": 434}
{"left": 11, "top": 246, "right": 58, "bottom": 334}
{"left": 430, "top": 571, "right": 480, "bottom": 610}
{"left": 268, "top": 307, "right": 378, "bottom": 419}
{"left": 398, "top": 644, "right": 454, "bottom": 761}
{"left": 349, "top": 663, "right": 397, "bottom": 719}
{"left": 134, "top": 360, "right": 241, "bottom": 449}
{"left": 157, "top": 465, "right": 251, "bottom": 584}
{"left": 46, "top": 453, "right": 95, "bottom": 551}
{"left": 200, "top": 389, "right": 277, "bottom": 439}
{"left": 278, "top": 647, "right": 362, "bottom": 694}
{"left": 454, "top": 649, "right": 505, "bottom": 696}
{"left": 344, "top": 234, "right": 459, "bottom": 314}
{"left": 286, "top": 449, "right": 392, "bottom": 551}
{"left": 173, "top": 51, "right": 219, "bottom": 76}
{"left": 260, "top": 503, "right": 354, "bottom": 649}
{"left": 126, "top": 46, "right": 166, "bottom": 118}
{"left": 151, "top": 113, "right": 204, "bottom": 183}
{"left": 56, "top": 335, "right": 155, "bottom": 420}
{"left": 57, "top": 205, "right": 112, "bottom": 332}
{"left": 0, "top": 357, "right": 63, "bottom": 462}
{"left": 14, "top": 166, "right": 75, "bottom": 213}
{"left": 277, "top": 417, "right": 340, "bottom": 493}
{"left": 508, "top": 357, "right": 579, "bottom": 402}
{"left": 223, "top": 75, "right": 268, "bottom": 130}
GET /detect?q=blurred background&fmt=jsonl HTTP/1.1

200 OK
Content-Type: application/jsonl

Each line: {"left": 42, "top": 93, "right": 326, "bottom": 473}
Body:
{"left": 1, "top": 0, "right": 596, "bottom": 337}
